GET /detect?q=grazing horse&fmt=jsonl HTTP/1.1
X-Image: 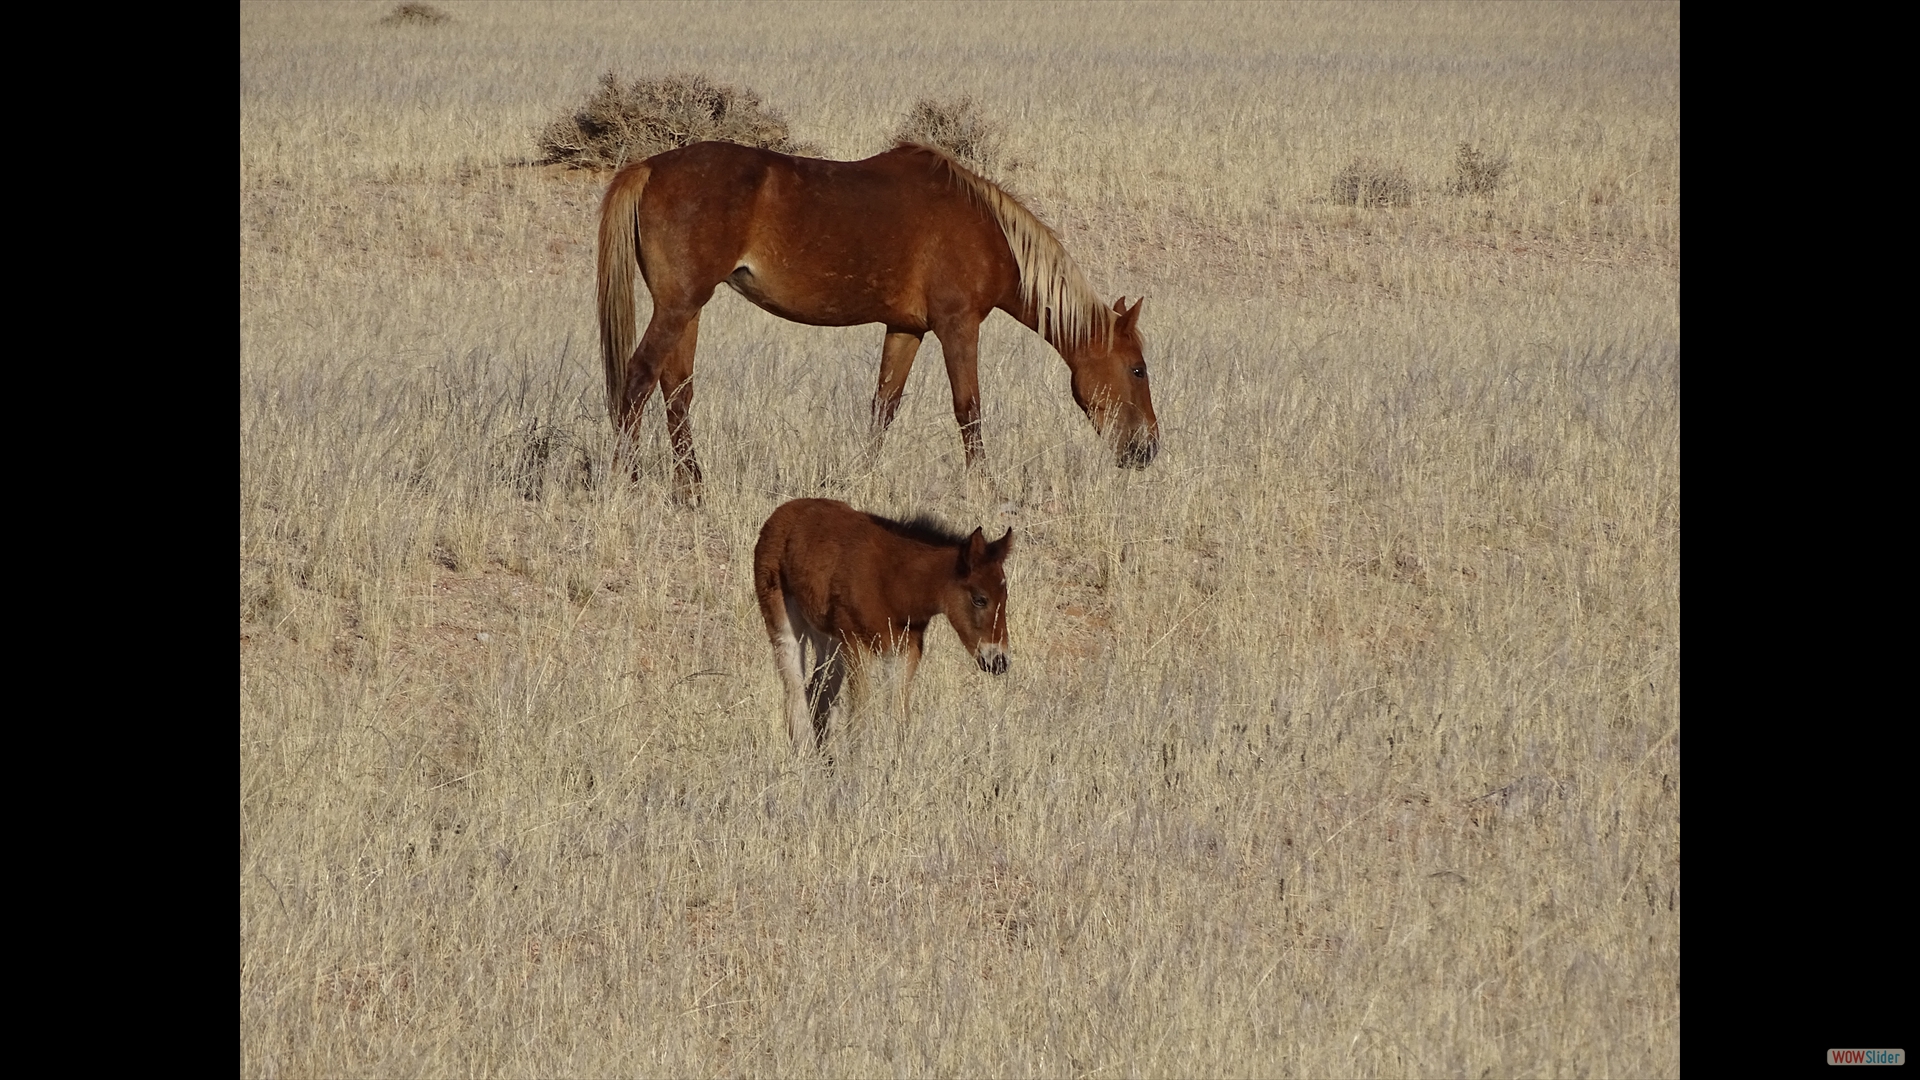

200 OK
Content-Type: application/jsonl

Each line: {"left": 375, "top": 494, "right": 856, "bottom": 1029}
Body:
{"left": 754, "top": 498, "right": 1013, "bottom": 752}
{"left": 598, "top": 141, "right": 1159, "bottom": 499}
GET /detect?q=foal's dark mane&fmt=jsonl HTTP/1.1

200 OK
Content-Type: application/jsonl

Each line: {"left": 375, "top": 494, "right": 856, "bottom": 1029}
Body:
{"left": 865, "top": 511, "right": 972, "bottom": 548}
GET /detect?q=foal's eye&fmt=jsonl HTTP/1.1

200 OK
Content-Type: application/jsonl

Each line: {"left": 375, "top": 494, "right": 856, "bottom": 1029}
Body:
{"left": 972, "top": 595, "right": 988, "bottom": 608}
{"left": 1131, "top": 367, "right": 1146, "bottom": 379}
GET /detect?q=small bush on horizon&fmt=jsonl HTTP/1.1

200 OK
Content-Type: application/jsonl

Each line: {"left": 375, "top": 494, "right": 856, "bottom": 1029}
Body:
{"left": 537, "top": 73, "right": 818, "bottom": 170}
{"left": 380, "top": 3, "right": 450, "bottom": 25}
{"left": 1332, "top": 156, "right": 1414, "bottom": 207}
{"left": 1449, "top": 142, "right": 1510, "bottom": 196}
{"left": 890, "top": 96, "right": 1004, "bottom": 173}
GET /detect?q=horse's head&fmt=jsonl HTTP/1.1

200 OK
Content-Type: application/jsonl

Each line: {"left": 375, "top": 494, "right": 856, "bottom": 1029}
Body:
{"left": 948, "top": 527, "right": 1014, "bottom": 675}
{"left": 1065, "top": 297, "right": 1159, "bottom": 468}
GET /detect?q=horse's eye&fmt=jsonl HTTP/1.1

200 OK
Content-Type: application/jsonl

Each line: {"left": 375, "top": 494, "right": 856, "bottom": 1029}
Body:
{"left": 1131, "top": 367, "right": 1146, "bottom": 378}
{"left": 973, "top": 595, "right": 988, "bottom": 608}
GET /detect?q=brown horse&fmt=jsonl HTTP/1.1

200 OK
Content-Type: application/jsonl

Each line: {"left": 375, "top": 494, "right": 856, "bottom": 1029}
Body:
{"left": 754, "top": 498, "right": 1013, "bottom": 751}
{"left": 598, "top": 141, "right": 1159, "bottom": 499}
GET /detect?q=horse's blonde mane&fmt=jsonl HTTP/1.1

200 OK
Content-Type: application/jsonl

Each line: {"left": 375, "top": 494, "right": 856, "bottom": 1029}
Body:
{"left": 904, "top": 144, "right": 1114, "bottom": 347}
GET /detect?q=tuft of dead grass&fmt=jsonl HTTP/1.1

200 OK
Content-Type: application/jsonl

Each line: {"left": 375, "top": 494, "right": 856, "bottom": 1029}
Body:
{"left": 1333, "top": 156, "right": 1414, "bottom": 207}
{"left": 380, "top": 2, "right": 450, "bottom": 25}
{"left": 890, "top": 96, "right": 1004, "bottom": 172}
{"left": 1449, "top": 142, "right": 1510, "bottom": 196}
{"left": 536, "top": 72, "right": 817, "bottom": 170}
{"left": 497, "top": 418, "right": 595, "bottom": 502}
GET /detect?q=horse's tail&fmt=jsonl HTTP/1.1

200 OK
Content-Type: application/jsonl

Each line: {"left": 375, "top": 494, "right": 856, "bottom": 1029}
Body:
{"left": 597, "top": 162, "right": 652, "bottom": 425}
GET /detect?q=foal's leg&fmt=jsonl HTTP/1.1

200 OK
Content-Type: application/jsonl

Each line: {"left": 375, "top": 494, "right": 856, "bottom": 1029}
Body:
{"left": 806, "top": 638, "right": 850, "bottom": 751}
{"left": 870, "top": 329, "right": 924, "bottom": 449}
{"left": 770, "top": 595, "right": 813, "bottom": 751}
{"left": 897, "top": 631, "right": 925, "bottom": 724}
{"left": 937, "top": 320, "right": 985, "bottom": 465}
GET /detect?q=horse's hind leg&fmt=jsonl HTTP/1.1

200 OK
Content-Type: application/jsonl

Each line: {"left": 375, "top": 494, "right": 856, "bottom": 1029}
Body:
{"left": 617, "top": 318, "right": 664, "bottom": 466}
{"left": 625, "top": 303, "right": 705, "bottom": 500}
{"left": 656, "top": 309, "right": 704, "bottom": 503}
{"left": 870, "top": 329, "right": 924, "bottom": 450}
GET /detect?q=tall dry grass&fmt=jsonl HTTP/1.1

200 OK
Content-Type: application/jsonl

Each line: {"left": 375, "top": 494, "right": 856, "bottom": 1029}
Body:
{"left": 241, "top": 2, "right": 1679, "bottom": 1076}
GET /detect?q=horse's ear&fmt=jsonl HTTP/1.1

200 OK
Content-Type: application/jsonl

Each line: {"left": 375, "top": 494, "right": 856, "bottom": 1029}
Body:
{"left": 1112, "top": 296, "right": 1128, "bottom": 314}
{"left": 1118, "top": 296, "right": 1143, "bottom": 332}
{"left": 960, "top": 527, "right": 987, "bottom": 573}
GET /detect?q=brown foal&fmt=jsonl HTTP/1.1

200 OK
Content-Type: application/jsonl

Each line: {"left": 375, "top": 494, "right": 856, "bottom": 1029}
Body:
{"left": 753, "top": 498, "right": 1014, "bottom": 752}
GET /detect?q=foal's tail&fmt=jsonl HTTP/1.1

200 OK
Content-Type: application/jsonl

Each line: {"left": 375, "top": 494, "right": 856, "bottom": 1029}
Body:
{"left": 597, "top": 162, "right": 653, "bottom": 425}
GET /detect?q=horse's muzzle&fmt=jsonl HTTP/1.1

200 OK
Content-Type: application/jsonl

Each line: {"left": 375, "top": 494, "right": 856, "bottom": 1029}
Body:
{"left": 976, "top": 644, "right": 1009, "bottom": 675}
{"left": 1117, "top": 434, "right": 1158, "bottom": 469}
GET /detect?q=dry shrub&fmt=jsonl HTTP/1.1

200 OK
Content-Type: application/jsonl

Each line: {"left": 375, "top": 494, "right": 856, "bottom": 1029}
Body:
{"left": 1449, "top": 142, "right": 1510, "bottom": 196}
{"left": 537, "top": 73, "right": 817, "bottom": 170}
{"left": 890, "top": 96, "right": 1003, "bottom": 172}
{"left": 496, "top": 418, "right": 594, "bottom": 501}
{"left": 380, "top": 3, "right": 450, "bottom": 25}
{"left": 1333, "top": 157, "right": 1414, "bottom": 207}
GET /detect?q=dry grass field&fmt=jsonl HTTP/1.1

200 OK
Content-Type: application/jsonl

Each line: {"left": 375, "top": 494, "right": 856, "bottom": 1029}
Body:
{"left": 240, "top": 2, "right": 1679, "bottom": 1076}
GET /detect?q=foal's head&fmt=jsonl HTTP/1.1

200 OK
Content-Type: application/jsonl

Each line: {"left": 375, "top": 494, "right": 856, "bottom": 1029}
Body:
{"left": 1064, "top": 297, "right": 1160, "bottom": 469}
{"left": 945, "top": 527, "right": 1015, "bottom": 675}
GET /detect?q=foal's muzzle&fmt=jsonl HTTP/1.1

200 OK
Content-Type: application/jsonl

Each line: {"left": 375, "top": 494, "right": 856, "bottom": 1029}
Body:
{"left": 976, "top": 644, "right": 1009, "bottom": 675}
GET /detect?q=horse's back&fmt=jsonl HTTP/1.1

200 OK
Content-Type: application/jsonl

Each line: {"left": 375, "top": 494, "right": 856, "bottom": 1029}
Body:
{"left": 643, "top": 141, "right": 946, "bottom": 197}
{"left": 641, "top": 143, "right": 939, "bottom": 226}
{"left": 639, "top": 144, "right": 1014, "bottom": 328}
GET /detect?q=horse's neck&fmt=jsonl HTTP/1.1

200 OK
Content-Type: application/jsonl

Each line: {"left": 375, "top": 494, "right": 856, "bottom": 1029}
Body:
{"left": 1004, "top": 295, "right": 1101, "bottom": 361}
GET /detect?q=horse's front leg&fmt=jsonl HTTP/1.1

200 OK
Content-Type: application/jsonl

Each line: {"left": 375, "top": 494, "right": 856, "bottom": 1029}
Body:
{"left": 870, "top": 329, "right": 924, "bottom": 450}
{"left": 938, "top": 320, "right": 985, "bottom": 465}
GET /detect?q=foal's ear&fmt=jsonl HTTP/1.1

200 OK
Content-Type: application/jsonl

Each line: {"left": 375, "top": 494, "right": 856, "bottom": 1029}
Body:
{"left": 959, "top": 527, "right": 988, "bottom": 574}
{"left": 987, "top": 528, "right": 1014, "bottom": 562}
